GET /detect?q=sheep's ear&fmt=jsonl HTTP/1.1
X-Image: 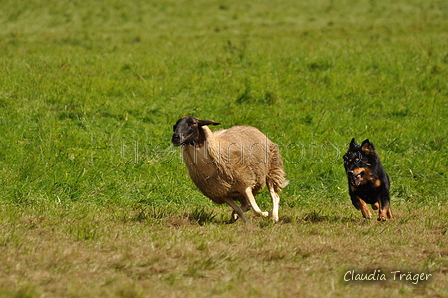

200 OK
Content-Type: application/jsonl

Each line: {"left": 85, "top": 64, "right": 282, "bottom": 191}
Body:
{"left": 198, "top": 119, "right": 221, "bottom": 126}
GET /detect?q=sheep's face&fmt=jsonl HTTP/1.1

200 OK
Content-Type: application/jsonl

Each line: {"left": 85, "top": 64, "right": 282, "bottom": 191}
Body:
{"left": 172, "top": 116, "right": 220, "bottom": 146}
{"left": 172, "top": 116, "right": 200, "bottom": 146}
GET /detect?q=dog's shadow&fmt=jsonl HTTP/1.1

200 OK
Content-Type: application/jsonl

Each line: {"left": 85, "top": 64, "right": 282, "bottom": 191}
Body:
{"left": 299, "top": 211, "right": 360, "bottom": 224}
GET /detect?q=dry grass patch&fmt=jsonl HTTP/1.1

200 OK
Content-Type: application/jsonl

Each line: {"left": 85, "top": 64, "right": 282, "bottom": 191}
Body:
{"left": 0, "top": 204, "right": 447, "bottom": 297}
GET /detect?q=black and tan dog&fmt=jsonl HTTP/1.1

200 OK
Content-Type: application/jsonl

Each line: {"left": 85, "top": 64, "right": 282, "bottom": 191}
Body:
{"left": 343, "top": 138, "right": 392, "bottom": 221}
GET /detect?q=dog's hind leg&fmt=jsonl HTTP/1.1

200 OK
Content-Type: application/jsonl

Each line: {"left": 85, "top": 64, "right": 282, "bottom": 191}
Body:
{"left": 377, "top": 196, "right": 393, "bottom": 221}
{"left": 378, "top": 205, "right": 393, "bottom": 221}
{"left": 377, "top": 176, "right": 393, "bottom": 220}
{"left": 386, "top": 208, "right": 393, "bottom": 219}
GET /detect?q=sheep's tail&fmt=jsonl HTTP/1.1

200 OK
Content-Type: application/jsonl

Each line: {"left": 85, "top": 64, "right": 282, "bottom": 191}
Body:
{"left": 267, "top": 143, "right": 288, "bottom": 192}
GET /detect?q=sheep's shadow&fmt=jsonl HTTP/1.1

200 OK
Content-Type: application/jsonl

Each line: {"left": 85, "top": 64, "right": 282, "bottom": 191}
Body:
{"left": 189, "top": 210, "right": 295, "bottom": 226}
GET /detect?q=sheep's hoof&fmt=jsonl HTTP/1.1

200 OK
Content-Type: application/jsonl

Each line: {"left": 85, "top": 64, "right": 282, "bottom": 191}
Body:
{"left": 228, "top": 211, "right": 239, "bottom": 223}
{"left": 260, "top": 211, "right": 269, "bottom": 217}
{"left": 229, "top": 211, "right": 248, "bottom": 223}
{"left": 268, "top": 212, "right": 279, "bottom": 223}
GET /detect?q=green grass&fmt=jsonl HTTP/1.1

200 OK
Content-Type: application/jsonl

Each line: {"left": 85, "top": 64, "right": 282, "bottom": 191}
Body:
{"left": 0, "top": 0, "right": 447, "bottom": 297}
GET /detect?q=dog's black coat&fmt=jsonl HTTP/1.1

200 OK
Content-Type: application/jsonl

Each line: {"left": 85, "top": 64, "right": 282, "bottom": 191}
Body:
{"left": 343, "top": 138, "right": 392, "bottom": 221}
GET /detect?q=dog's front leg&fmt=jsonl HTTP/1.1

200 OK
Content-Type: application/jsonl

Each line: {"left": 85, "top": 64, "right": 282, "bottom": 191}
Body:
{"left": 351, "top": 197, "right": 372, "bottom": 219}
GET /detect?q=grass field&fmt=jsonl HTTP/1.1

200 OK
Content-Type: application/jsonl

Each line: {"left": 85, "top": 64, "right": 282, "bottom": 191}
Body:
{"left": 1, "top": 0, "right": 447, "bottom": 297}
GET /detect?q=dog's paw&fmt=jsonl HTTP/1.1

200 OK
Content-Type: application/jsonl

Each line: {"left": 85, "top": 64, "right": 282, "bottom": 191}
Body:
{"left": 377, "top": 217, "right": 387, "bottom": 222}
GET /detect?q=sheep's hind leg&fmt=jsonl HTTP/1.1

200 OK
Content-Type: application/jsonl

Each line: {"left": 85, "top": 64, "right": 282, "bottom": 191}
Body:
{"left": 243, "top": 187, "right": 269, "bottom": 219}
{"left": 267, "top": 181, "right": 280, "bottom": 222}
{"left": 230, "top": 198, "right": 251, "bottom": 222}
{"left": 222, "top": 197, "right": 248, "bottom": 223}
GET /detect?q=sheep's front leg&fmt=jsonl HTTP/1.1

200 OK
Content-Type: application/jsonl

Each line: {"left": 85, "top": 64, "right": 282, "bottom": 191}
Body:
{"left": 243, "top": 188, "right": 269, "bottom": 218}
{"left": 222, "top": 197, "right": 248, "bottom": 223}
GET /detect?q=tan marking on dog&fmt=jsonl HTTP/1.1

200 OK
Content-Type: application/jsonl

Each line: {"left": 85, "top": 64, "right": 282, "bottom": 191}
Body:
{"left": 351, "top": 167, "right": 373, "bottom": 186}
{"left": 352, "top": 167, "right": 366, "bottom": 176}
{"left": 361, "top": 142, "right": 375, "bottom": 155}
{"left": 378, "top": 205, "right": 393, "bottom": 221}
{"left": 354, "top": 198, "right": 371, "bottom": 219}
{"left": 386, "top": 208, "right": 393, "bottom": 219}
{"left": 374, "top": 179, "right": 381, "bottom": 187}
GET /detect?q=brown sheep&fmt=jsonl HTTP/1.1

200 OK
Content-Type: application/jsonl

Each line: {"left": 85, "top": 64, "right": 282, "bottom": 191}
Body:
{"left": 172, "top": 116, "right": 288, "bottom": 223}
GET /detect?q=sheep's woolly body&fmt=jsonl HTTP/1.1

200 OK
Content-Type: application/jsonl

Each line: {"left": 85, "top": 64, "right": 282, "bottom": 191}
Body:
{"left": 181, "top": 126, "right": 287, "bottom": 206}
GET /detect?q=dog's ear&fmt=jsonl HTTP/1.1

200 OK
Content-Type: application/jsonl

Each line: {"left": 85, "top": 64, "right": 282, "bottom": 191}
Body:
{"left": 198, "top": 119, "right": 221, "bottom": 127}
{"left": 361, "top": 139, "right": 376, "bottom": 155}
{"left": 349, "top": 138, "right": 359, "bottom": 150}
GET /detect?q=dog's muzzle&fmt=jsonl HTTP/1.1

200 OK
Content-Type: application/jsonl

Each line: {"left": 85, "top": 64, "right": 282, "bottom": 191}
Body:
{"left": 348, "top": 170, "right": 364, "bottom": 187}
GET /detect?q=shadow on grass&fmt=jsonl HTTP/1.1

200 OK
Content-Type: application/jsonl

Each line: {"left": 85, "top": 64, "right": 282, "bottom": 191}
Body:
{"left": 127, "top": 205, "right": 361, "bottom": 226}
{"left": 301, "top": 210, "right": 360, "bottom": 224}
{"left": 187, "top": 207, "right": 216, "bottom": 226}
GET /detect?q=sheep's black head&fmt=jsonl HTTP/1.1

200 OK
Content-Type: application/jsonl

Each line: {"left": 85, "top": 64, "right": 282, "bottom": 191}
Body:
{"left": 172, "top": 116, "right": 220, "bottom": 146}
